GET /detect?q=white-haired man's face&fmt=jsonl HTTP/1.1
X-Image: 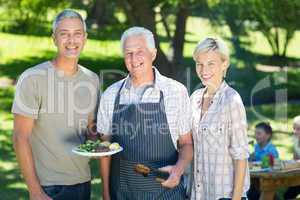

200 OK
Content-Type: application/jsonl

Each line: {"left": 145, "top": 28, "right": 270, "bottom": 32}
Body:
{"left": 53, "top": 18, "right": 87, "bottom": 59}
{"left": 123, "top": 35, "right": 157, "bottom": 78}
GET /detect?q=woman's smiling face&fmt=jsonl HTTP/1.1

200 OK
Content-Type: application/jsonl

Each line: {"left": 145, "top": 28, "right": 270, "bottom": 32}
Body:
{"left": 195, "top": 50, "right": 228, "bottom": 89}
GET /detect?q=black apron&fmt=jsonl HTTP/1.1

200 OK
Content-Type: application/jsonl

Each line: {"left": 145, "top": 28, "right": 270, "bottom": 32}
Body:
{"left": 109, "top": 81, "right": 185, "bottom": 200}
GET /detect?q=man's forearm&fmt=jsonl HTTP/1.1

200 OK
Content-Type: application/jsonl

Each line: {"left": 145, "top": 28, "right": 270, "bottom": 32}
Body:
{"left": 232, "top": 159, "right": 247, "bottom": 200}
{"left": 13, "top": 135, "right": 42, "bottom": 194}
{"left": 174, "top": 144, "right": 193, "bottom": 175}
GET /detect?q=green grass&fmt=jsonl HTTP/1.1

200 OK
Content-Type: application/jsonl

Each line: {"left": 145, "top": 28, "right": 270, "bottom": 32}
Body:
{"left": 0, "top": 16, "right": 300, "bottom": 199}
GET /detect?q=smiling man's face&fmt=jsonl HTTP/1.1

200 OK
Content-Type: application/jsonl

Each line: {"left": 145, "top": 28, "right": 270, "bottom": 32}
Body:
{"left": 53, "top": 18, "right": 87, "bottom": 59}
{"left": 123, "top": 35, "right": 156, "bottom": 79}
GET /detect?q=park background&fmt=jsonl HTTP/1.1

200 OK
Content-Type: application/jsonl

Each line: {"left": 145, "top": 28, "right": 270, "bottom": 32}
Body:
{"left": 0, "top": 0, "right": 299, "bottom": 199}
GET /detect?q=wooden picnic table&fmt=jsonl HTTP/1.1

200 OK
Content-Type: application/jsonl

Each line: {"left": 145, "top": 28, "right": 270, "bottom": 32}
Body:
{"left": 250, "top": 168, "right": 300, "bottom": 200}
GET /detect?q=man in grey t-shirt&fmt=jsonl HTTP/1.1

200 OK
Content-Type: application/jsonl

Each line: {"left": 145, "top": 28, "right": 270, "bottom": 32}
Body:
{"left": 12, "top": 9, "right": 99, "bottom": 200}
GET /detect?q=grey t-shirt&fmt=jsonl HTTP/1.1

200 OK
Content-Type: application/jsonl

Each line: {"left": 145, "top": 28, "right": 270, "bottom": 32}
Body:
{"left": 12, "top": 61, "right": 99, "bottom": 186}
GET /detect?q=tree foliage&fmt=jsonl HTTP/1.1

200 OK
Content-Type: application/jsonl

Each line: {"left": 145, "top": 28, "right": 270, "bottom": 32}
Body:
{"left": 0, "top": 0, "right": 298, "bottom": 74}
{"left": 208, "top": 0, "right": 300, "bottom": 58}
{"left": 246, "top": 0, "right": 300, "bottom": 58}
{"left": 119, "top": 0, "right": 203, "bottom": 79}
{"left": 0, "top": 0, "right": 69, "bottom": 33}
{"left": 69, "top": 0, "right": 118, "bottom": 27}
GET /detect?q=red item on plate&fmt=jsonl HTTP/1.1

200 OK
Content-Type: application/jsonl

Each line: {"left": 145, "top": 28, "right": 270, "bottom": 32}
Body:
{"left": 268, "top": 154, "right": 274, "bottom": 167}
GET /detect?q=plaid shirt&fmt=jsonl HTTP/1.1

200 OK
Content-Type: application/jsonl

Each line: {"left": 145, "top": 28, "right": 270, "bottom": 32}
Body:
{"left": 96, "top": 67, "right": 192, "bottom": 150}
{"left": 190, "top": 81, "right": 250, "bottom": 200}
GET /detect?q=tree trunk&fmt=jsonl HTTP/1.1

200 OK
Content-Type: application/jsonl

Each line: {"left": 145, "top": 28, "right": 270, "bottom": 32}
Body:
{"left": 171, "top": 3, "right": 188, "bottom": 80}
{"left": 160, "top": 11, "right": 172, "bottom": 42}
{"left": 264, "top": 31, "right": 278, "bottom": 57}
{"left": 282, "top": 30, "right": 293, "bottom": 58}
{"left": 119, "top": 0, "right": 190, "bottom": 81}
{"left": 87, "top": 0, "right": 111, "bottom": 27}
{"left": 274, "top": 27, "right": 280, "bottom": 56}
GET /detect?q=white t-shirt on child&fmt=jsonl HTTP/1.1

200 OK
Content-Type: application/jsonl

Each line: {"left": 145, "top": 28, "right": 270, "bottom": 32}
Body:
{"left": 293, "top": 135, "right": 300, "bottom": 158}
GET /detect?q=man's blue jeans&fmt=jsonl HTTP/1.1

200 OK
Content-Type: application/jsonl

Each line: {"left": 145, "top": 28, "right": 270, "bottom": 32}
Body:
{"left": 42, "top": 181, "right": 90, "bottom": 200}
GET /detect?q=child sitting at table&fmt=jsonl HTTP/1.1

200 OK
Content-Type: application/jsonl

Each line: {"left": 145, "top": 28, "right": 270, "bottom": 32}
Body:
{"left": 284, "top": 116, "right": 300, "bottom": 199}
{"left": 249, "top": 122, "right": 279, "bottom": 162}
{"left": 248, "top": 122, "right": 280, "bottom": 200}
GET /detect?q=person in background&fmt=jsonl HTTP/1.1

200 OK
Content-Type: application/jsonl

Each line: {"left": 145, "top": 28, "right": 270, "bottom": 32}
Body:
{"left": 249, "top": 122, "right": 279, "bottom": 162}
{"left": 284, "top": 116, "right": 300, "bottom": 199}
{"left": 248, "top": 122, "right": 280, "bottom": 200}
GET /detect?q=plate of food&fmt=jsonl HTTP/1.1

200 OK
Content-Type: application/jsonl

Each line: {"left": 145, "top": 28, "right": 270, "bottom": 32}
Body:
{"left": 72, "top": 140, "right": 123, "bottom": 157}
{"left": 249, "top": 161, "right": 271, "bottom": 172}
{"left": 250, "top": 167, "right": 271, "bottom": 173}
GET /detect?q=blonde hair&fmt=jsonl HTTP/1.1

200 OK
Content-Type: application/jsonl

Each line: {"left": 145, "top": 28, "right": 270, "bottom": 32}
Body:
{"left": 193, "top": 37, "right": 229, "bottom": 62}
{"left": 293, "top": 116, "right": 300, "bottom": 126}
{"left": 193, "top": 37, "right": 230, "bottom": 78}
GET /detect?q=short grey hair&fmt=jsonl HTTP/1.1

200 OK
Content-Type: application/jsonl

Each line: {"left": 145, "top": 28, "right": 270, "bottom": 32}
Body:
{"left": 120, "top": 26, "right": 156, "bottom": 53}
{"left": 193, "top": 37, "right": 230, "bottom": 62}
{"left": 294, "top": 116, "right": 300, "bottom": 126}
{"left": 52, "top": 9, "right": 86, "bottom": 33}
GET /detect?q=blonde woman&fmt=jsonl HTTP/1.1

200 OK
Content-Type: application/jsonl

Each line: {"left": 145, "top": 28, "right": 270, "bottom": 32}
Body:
{"left": 190, "top": 38, "right": 250, "bottom": 200}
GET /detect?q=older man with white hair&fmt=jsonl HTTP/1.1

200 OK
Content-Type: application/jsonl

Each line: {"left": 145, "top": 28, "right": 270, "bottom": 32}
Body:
{"left": 97, "top": 26, "right": 193, "bottom": 200}
{"left": 12, "top": 9, "right": 99, "bottom": 200}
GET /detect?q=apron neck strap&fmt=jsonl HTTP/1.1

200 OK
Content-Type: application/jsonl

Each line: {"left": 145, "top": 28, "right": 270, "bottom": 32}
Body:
{"left": 114, "top": 80, "right": 126, "bottom": 107}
